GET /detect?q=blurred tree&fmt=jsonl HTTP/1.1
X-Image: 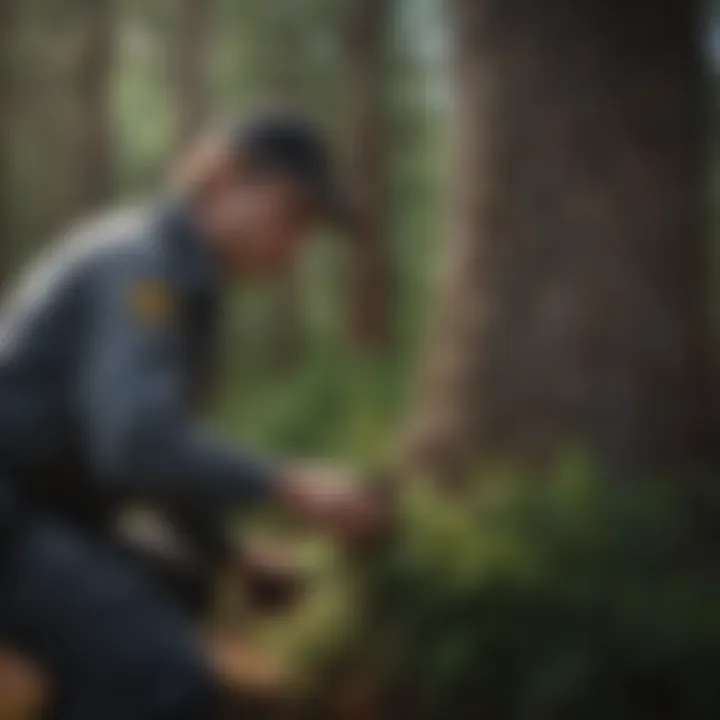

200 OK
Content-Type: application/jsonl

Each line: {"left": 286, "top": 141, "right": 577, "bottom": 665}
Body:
{"left": 406, "top": 0, "right": 715, "bottom": 477}
{"left": 265, "top": 0, "right": 306, "bottom": 373}
{"left": 173, "top": 0, "right": 212, "bottom": 148}
{"left": 10, "top": 0, "right": 77, "bottom": 245}
{"left": 114, "top": 0, "right": 174, "bottom": 192}
{"left": 0, "top": 0, "right": 17, "bottom": 280}
{"left": 345, "top": 0, "right": 393, "bottom": 351}
{"left": 73, "top": 0, "right": 116, "bottom": 211}
{"left": 1, "top": 0, "right": 103, "bottom": 247}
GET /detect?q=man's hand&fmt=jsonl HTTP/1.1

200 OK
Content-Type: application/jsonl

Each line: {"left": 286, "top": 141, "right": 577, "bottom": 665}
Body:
{"left": 277, "top": 463, "right": 387, "bottom": 544}
{"left": 238, "top": 539, "right": 304, "bottom": 612}
{"left": 206, "top": 632, "right": 293, "bottom": 699}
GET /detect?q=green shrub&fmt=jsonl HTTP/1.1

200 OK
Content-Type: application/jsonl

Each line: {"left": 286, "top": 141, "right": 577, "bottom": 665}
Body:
{"left": 353, "top": 467, "right": 720, "bottom": 719}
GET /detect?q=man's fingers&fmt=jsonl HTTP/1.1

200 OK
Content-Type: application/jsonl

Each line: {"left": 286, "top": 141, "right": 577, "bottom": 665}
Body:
{"left": 205, "top": 633, "right": 294, "bottom": 699}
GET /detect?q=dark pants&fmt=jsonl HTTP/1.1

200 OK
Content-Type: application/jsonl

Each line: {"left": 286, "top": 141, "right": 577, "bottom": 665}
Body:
{"left": 0, "top": 513, "right": 214, "bottom": 720}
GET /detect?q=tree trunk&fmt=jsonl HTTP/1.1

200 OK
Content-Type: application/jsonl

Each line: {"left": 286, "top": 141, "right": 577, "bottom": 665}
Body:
{"left": 0, "top": 0, "right": 17, "bottom": 280}
{"left": 405, "top": 0, "right": 713, "bottom": 477}
{"left": 73, "top": 0, "right": 116, "bottom": 212}
{"left": 345, "top": 0, "right": 393, "bottom": 351}
{"left": 173, "top": 0, "right": 212, "bottom": 149}
{"left": 265, "top": 0, "right": 306, "bottom": 373}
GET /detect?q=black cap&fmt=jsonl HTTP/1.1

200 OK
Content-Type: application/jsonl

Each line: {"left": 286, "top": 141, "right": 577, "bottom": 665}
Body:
{"left": 230, "top": 109, "right": 353, "bottom": 233}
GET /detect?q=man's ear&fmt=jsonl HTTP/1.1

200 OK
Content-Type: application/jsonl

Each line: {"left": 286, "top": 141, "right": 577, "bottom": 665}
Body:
{"left": 171, "top": 132, "right": 237, "bottom": 196}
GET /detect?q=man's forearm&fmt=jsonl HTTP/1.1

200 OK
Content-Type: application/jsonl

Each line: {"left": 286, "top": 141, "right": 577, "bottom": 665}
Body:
{"left": 107, "top": 421, "right": 280, "bottom": 507}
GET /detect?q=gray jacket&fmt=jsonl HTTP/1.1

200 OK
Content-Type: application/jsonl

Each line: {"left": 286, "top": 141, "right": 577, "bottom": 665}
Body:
{"left": 0, "top": 200, "right": 275, "bottom": 527}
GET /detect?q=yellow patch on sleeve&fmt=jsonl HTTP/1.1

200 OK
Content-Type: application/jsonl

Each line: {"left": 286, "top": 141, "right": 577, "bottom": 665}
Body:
{"left": 127, "top": 280, "right": 174, "bottom": 325}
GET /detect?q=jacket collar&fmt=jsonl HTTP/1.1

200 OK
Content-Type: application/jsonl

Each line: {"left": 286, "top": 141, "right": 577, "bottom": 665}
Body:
{"left": 155, "top": 195, "right": 219, "bottom": 302}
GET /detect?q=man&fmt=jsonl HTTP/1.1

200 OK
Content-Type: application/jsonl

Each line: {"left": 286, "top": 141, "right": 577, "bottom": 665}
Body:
{"left": 0, "top": 111, "right": 380, "bottom": 719}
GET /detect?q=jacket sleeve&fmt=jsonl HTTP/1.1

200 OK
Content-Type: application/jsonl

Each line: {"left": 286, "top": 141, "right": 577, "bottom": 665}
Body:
{"left": 76, "top": 248, "right": 279, "bottom": 507}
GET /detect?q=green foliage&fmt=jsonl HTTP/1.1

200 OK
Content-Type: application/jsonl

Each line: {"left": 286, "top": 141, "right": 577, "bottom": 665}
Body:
{"left": 354, "top": 469, "right": 720, "bottom": 719}
{"left": 214, "top": 340, "right": 406, "bottom": 465}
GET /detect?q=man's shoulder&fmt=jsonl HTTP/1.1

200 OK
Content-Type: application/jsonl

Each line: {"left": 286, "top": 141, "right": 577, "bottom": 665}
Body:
{"left": 15, "top": 207, "right": 157, "bottom": 285}
{"left": 64, "top": 205, "right": 164, "bottom": 274}
{"left": 0, "top": 206, "right": 166, "bottom": 324}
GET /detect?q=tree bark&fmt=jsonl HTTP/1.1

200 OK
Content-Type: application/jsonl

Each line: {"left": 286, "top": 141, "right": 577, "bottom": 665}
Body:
{"left": 173, "top": 0, "right": 212, "bottom": 149}
{"left": 265, "top": 0, "right": 306, "bottom": 372}
{"left": 405, "top": 0, "right": 713, "bottom": 477}
{"left": 73, "top": 0, "right": 116, "bottom": 212}
{"left": 0, "top": 0, "right": 17, "bottom": 280}
{"left": 345, "top": 0, "right": 393, "bottom": 352}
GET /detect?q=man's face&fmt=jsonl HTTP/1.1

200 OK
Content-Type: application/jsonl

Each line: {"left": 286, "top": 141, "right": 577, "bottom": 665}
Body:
{"left": 205, "top": 170, "right": 321, "bottom": 278}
